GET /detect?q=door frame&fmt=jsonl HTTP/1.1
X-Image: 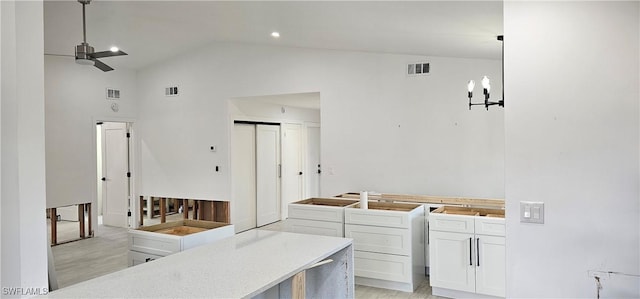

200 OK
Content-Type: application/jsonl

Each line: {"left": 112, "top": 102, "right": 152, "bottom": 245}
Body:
{"left": 91, "top": 116, "right": 138, "bottom": 231}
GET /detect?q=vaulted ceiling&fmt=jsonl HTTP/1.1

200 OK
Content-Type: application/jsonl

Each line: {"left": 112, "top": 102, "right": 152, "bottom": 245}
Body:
{"left": 44, "top": 1, "right": 503, "bottom": 70}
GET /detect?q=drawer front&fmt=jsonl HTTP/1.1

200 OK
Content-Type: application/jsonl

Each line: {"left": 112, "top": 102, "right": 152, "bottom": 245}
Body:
{"left": 354, "top": 251, "right": 412, "bottom": 283}
{"left": 475, "top": 217, "right": 505, "bottom": 236}
{"left": 129, "top": 233, "right": 181, "bottom": 256}
{"left": 429, "top": 213, "right": 475, "bottom": 234}
{"left": 288, "top": 204, "right": 344, "bottom": 223}
{"left": 285, "top": 219, "right": 344, "bottom": 237}
{"left": 345, "top": 224, "right": 410, "bottom": 255}
{"left": 344, "top": 209, "right": 409, "bottom": 228}
{"left": 128, "top": 250, "right": 164, "bottom": 267}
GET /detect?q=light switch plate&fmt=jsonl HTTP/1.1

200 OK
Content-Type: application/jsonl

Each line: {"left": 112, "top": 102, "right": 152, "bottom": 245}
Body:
{"left": 520, "top": 201, "right": 544, "bottom": 224}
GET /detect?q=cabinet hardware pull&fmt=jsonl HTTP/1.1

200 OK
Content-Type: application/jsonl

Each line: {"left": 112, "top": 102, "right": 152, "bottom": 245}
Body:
{"left": 469, "top": 237, "right": 473, "bottom": 266}
{"left": 476, "top": 238, "right": 480, "bottom": 267}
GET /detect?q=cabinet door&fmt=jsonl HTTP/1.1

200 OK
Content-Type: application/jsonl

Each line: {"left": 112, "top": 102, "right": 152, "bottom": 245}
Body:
{"left": 475, "top": 235, "right": 505, "bottom": 297}
{"left": 429, "top": 231, "right": 475, "bottom": 293}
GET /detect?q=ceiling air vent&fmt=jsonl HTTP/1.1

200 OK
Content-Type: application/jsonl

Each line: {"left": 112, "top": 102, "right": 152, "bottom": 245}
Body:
{"left": 165, "top": 86, "right": 179, "bottom": 97}
{"left": 106, "top": 88, "right": 120, "bottom": 100}
{"left": 407, "top": 62, "right": 430, "bottom": 76}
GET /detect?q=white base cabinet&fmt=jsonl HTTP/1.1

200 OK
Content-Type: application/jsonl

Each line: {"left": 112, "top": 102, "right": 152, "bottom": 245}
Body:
{"left": 128, "top": 220, "right": 234, "bottom": 266}
{"left": 285, "top": 198, "right": 358, "bottom": 237}
{"left": 345, "top": 202, "right": 425, "bottom": 292}
{"left": 429, "top": 206, "right": 505, "bottom": 298}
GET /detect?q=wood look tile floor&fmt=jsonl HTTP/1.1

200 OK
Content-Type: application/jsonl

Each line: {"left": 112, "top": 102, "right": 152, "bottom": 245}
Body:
{"left": 49, "top": 216, "right": 442, "bottom": 298}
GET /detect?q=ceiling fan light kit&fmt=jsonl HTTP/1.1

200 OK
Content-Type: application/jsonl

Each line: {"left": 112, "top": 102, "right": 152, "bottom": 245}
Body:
{"left": 74, "top": 0, "right": 127, "bottom": 72}
{"left": 75, "top": 43, "right": 95, "bottom": 65}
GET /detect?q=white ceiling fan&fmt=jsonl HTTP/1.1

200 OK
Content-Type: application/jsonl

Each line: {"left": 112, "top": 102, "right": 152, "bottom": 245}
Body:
{"left": 46, "top": 0, "right": 127, "bottom": 72}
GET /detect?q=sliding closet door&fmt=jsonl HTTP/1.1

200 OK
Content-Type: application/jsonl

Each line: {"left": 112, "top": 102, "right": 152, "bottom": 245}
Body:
{"left": 256, "top": 125, "right": 281, "bottom": 227}
{"left": 232, "top": 124, "right": 257, "bottom": 233}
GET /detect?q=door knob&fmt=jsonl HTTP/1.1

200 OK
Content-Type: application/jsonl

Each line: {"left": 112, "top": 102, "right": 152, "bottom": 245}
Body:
{"left": 101, "top": 177, "right": 106, "bottom": 181}
{"left": 299, "top": 171, "right": 303, "bottom": 175}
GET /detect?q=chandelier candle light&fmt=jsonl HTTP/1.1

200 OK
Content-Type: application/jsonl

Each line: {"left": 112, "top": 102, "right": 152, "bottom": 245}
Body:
{"left": 467, "top": 35, "right": 504, "bottom": 110}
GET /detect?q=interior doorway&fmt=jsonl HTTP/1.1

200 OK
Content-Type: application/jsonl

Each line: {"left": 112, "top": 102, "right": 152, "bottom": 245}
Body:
{"left": 96, "top": 121, "right": 132, "bottom": 228}
{"left": 229, "top": 92, "right": 321, "bottom": 229}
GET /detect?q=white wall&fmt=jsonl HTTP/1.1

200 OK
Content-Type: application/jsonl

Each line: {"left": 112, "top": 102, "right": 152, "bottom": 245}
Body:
{"left": 45, "top": 56, "right": 138, "bottom": 209}
{"left": 505, "top": 2, "right": 640, "bottom": 297}
{"left": 137, "top": 42, "right": 504, "bottom": 202}
{"left": 1, "top": 0, "right": 48, "bottom": 292}
{"left": 44, "top": 56, "right": 138, "bottom": 231}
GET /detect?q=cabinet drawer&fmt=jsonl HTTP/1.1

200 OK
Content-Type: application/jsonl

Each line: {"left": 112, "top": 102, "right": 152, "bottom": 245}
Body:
{"left": 129, "top": 233, "right": 181, "bottom": 256}
{"left": 344, "top": 209, "right": 411, "bottom": 229}
{"left": 475, "top": 217, "right": 505, "bottom": 237}
{"left": 285, "top": 219, "right": 344, "bottom": 237}
{"left": 354, "top": 251, "right": 412, "bottom": 283}
{"left": 345, "top": 224, "right": 410, "bottom": 256}
{"left": 128, "top": 250, "right": 164, "bottom": 267}
{"left": 288, "top": 204, "right": 346, "bottom": 223}
{"left": 429, "top": 213, "right": 475, "bottom": 234}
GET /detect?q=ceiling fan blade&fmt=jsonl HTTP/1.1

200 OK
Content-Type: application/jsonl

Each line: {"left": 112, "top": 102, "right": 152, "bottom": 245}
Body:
{"left": 90, "top": 50, "right": 127, "bottom": 59}
{"left": 44, "top": 53, "right": 75, "bottom": 57}
{"left": 93, "top": 59, "right": 114, "bottom": 72}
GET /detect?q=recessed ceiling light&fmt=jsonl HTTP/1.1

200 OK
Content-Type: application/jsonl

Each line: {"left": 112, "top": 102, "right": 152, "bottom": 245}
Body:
{"left": 271, "top": 32, "right": 280, "bottom": 38}
{"left": 110, "top": 46, "right": 119, "bottom": 52}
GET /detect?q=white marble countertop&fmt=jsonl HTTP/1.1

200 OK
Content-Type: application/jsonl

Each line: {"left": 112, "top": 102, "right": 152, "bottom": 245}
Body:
{"left": 46, "top": 230, "right": 353, "bottom": 298}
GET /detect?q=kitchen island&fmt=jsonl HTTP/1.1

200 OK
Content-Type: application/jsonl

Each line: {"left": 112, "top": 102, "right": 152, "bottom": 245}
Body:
{"left": 45, "top": 230, "right": 354, "bottom": 298}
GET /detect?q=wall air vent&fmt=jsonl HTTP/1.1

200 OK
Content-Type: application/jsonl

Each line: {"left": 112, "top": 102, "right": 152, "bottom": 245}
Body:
{"left": 106, "top": 88, "right": 121, "bottom": 100}
{"left": 165, "top": 86, "right": 179, "bottom": 97}
{"left": 407, "top": 62, "right": 430, "bottom": 76}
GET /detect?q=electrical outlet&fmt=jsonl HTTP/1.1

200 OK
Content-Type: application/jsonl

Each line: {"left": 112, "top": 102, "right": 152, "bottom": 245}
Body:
{"left": 520, "top": 201, "right": 544, "bottom": 224}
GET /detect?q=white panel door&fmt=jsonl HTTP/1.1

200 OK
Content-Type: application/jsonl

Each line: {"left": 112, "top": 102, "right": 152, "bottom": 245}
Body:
{"left": 232, "top": 124, "right": 257, "bottom": 233}
{"left": 281, "top": 123, "right": 303, "bottom": 219}
{"left": 256, "top": 125, "right": 281, "bottom": 227}
{"left": 305, "top": 124, "right": 321, "bottom": 198}
{"left": 475, "top": 235, "right": 506, "bottom": 297}
{"left": 101, "top": 122, "right": 129, "bottom": 228}
{"left": 429, "top": 231, "right": 475, "bottom": 293}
